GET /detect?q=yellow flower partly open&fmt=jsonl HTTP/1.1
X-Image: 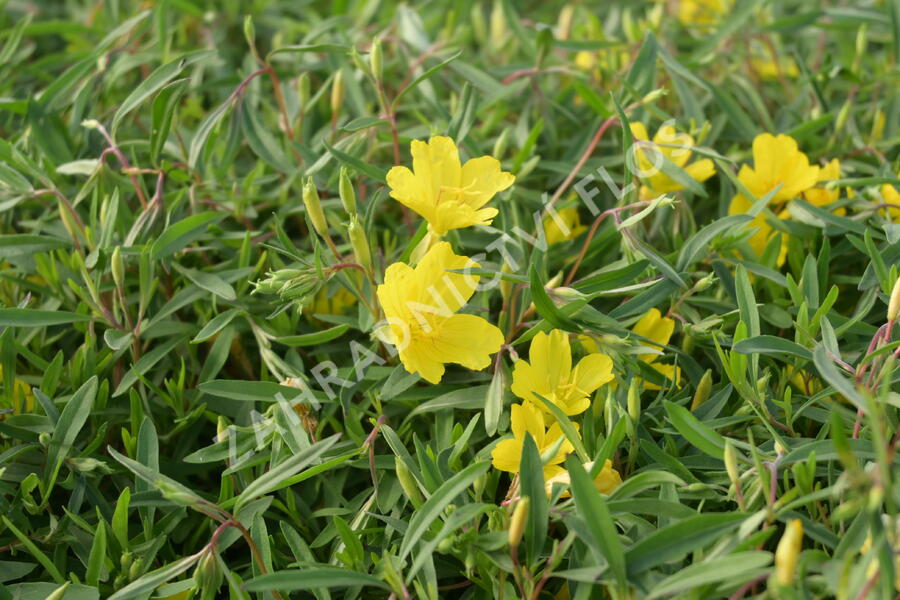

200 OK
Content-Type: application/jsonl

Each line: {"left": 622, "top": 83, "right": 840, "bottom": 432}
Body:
{"left": 511, "top": 329, "right": 614, "bottom": 417}
{"left": 728, "top": 194, "right": 789, "bottom": 266}
{"left": 632, "top": 308, "right": 681, "bottom": 390}
{"left": 490, "top": 402, "right": 574, "bottom": 480}
{"left": 798, "top": 158, "right": 846, "bottom": 216}
{"left": 376, "top": 242, "right": 504, "bottom": 384}
{"left": 738, "top": 133, "right": 819, "bottom": 203}
{"left": 543, "top": 207, "right": 587, "bottom": 245}
{"left": 386, "top": 136, "right": 515, "bottom": 237}
{"left": 630, "top": 122, "right": 716, "bottom": 199}
{"left": 545, "top": 459, "right": 622, "bottom": 496}
{"left": 677, "top": 0, "right": 728, "bottom": 27}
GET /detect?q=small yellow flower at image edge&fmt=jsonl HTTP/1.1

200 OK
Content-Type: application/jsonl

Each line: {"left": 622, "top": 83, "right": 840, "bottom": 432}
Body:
{"left": 386, "top": 136, "right": 515, "bottom": 237}
{"left": 376, "top": 241, "right": 504, "bottom": 385}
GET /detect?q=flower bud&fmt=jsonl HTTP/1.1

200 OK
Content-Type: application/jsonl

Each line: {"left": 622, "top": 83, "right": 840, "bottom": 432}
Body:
{"left": 492, "top": 127, "right": 510, "bottom": 159}
{"left": 627, "top": 377, "right": 640, "bottom": 424}
{"left": 691, "top": 369, "right": 712, "bottom": 410}
{"left": 723, "top": 439, "right": 739, "bottom": 485}
{"left": 111, "top": 246, "right": 125, "bottom": 291}
{"left": 508, "top": 497, "right": 529, "bottom": 550}
{"left": 216, "top": 416, "right": 229, "bottom": 443}
{"left": 339, "top": 167, "right": 356, "bottom": 215}
{"left": 348, "top": 215, "right": 372, "bottom": 273}
{"left": 641, "top": 88, "right": 667, "bottom": 106}
{"left": 331, "top": 70, "right": 344, "bottom": 115}
{"left": 395, "top": 457, "right": 423, "bottom": 507}
{"left": 297, "top": 73, "right": 311, "bottom": 112}
{"left": 370, "top": 37, "right": 383, "bottom": 81}
{"left": 302, "top": 177, "right": 328, "bottom": 238}
{"left": 888, "top": 276, "right": 900, "bottom": 322}
{"left": 774, "top": 519, "right": 803, "bottom": 586}
{"left": 835, "top": 99, "right": 852, "bottom": 133}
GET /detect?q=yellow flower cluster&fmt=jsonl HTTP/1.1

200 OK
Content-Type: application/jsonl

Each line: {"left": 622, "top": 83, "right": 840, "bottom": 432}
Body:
{"left": 379, "top": 137, "right": 512, "bottom": 384}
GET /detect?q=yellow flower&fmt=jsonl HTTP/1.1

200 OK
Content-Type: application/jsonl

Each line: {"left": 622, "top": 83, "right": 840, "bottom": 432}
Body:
{"left": 511, "top": 329, "right": 614, "bottom": 417}
{"left": 376, "top": 242, "right": 504, "bottom": 384}
{"left": 738, "top": 133, "right": 819, "bottom": 203}
{"left": 728, "top": 194, "right": 789, "bottom": 266}
{"left": 309, "top": 285, "right": 357, "bottom": 319}
{"left": 544, "top": 207, "right": 587, "bottom": 245}
{"left": 774, "top": 519, "right": 803, "bottom": 586}
{"left": 386, "top": 136, "right": 515, "bottom": 237}
{"left": 751, "top": 57, "right": 799, "bottom": 80}
{"left": 799, "top": 158, "right": 846, "bottom": 216}
{"left": 490, "top": 402, "right": 574, "bottom": 479}
{"left": 880, "top": 174, "right": 900, "bottom": 221}
{"left": 629, "top": 122, "right": 716, "bottom": 198}
{"left": 0, "top": 365, "right": 34, "bottom": 416}
{"left": 545, "top": 459, "right": 623, "bottom": 496}
{"left": 677, "top": 0, "right": 728, "bottom": 27}
{"left": 632, "top": 308, "right": 681, "bottom": 390}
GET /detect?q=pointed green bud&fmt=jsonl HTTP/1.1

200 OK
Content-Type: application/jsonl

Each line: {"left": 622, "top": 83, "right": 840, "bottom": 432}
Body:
{"left": 302, "top": 177, "right": 328, "bottom": 238}
{"left": 348, "top": 215, "right": 372, "bottom": 273}
{"left": 339, "top": 167, "right": 357, "bottom": 215}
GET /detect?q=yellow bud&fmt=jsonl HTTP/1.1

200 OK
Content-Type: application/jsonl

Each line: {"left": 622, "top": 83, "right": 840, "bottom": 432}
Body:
{"left": 302, "top": 177, "right": 328, "bottom": 238}
{"left": 641, "top": 88, "right": 667, "bottom": 105}
{"left": 691, "top": 369, "right": 712, "bottom": 411}
{"left": 774, "top": 519, "right": 803, "bottom": 586}
{"left": 835, "top": 100, "right": 852, "bottom": 133}
{"left": 330, "top": 70, "right": 344, "bottom": 116}
{"left": 216, "top": 416, "right": 229, "bottom": 443}
{"left": 723, "top": 439, "right": 739, "bottom": 485}
{"left": 339, "top": 167, "right": 356, "bottom": 215}
{"left": 492, "top": 127, "right": 510, "bottom": 160}
{"left": 774, "top": 441, "right": 786, "bottom": 456}
{"left": 557, "top": 5, "right": 575, "bottom": 40}
{"left": 870, "top": 108, "right": 885, "bottom": 143}
{"left": 499, "top": 262, "right": 513, "bottom": 302}
{"left": 348, "top": 215, "right": 372, "bottom": 273}
{"left": 888, "top": 276, "right": 900, "bottom": 322}
{"left": 508, "top": 497, "right": 529, "bottom": 550}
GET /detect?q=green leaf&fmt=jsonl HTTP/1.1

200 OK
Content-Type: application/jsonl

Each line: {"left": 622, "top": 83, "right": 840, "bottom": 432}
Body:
{"left": 42, "top": 376, "right": 97, "bottom": 496}
{"left": 647, "top": 551, "right": 772, "bottom": 598}
{"left": 323, "top": 141, "right": 387, "bottom": 184}
{"left": 398, "top": 461, "right": 489, "bottom": 560}
{"left": 732, "top": 335, "right": 812, "bottom": 360}
{"left": 519, "top": 434, "right": 549, "bottom": 563}
{"left": 0, "top": 309, "right": 91, "bottom": 327}
{"left": 150, "top": 78, "right": 189, "bottom": 165}
{"left": 529, "top": 264, "right": 580, "bottom": 331}
{"left": 244, "top": 567, "right": 389, "bottom": 592}
{"left": 664, "top": 400, "right": 726, "bottom": 459}
{"left": 273, "top": 324, "right": 350, "bottom": 347}
{"left": 112, "top": 335, "right": 186, "bottom": 397}
{"left": 625, "top": 513, "right": 747, "bottom": 575}
{"left": 149, "top": 211, "right": 224, "bottom": 259}
{"left": 565, "top": 456, "right": 627, "bottom": 589}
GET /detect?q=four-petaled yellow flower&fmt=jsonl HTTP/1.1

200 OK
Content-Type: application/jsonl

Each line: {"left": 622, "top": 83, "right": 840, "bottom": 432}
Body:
{"left": 511, "top": 329, "right": 614, "bottom": 417}
{"left": 386, "top": 136, "right": 515, "bottom": 237}
{"left": 376, "top": 242, "right": 504, "bottom": 384}
{"left": 490, "top": 402, "right": 574, "bottom": 480}
{"left": 543, "top": 207, "right": 587, "bottom": 245}
{"left": 633, "top": 308, "right": 681, "bottom": 390}
{"left": 630, "top": 122, "right": 716, "bottom": 199}
{"left": 737, "top": 133, "right": 819, "bottom": 203}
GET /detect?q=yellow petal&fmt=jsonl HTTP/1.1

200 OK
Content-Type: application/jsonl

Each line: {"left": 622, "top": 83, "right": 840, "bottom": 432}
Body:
{"left": 570, "top": 353, "right": 615, "bottom": 397}
{"left": 491, "top": 437, "right": 523, "bottom": 473}
{"left": 632, "top": 308, "right": 675, "bottom": 362}
{"left": 460, "top": 156, "right": 516, "bottom": 210}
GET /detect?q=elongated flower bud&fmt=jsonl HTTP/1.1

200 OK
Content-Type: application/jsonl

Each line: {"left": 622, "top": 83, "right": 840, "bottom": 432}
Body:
{"left": 723, "top": 439, "right": 739, "bottom": 485}
{"left": 297, "top": 73, "right": 311, "bottom": 112}
{"left": 627, "top": 378, "right": 640, "bottom": 424}
{"left": 111, "top": 246, "right": 125, "bottom": 291}
{"left": 303, "top": 177, "right": 328, "bottom": 238}
{"left": 691, "top": 369, "right": 712, "bottom": 410}
{"left": 348, "top": 215, "right": 372, "bottom": 273}
{"left": 774, "top": 519, "right": 803, "bottom": 586}
{"left": 508, "top": 497, "right": 529, "bottom": 550}
{"left": 331, "top": 70, "right": 344, "bottom": 115}
{"left": 888, "top": 277, "right": 900, "bottom": 322}
{"left": 339, "top": 167, "right": 356, "bottom": 215}
{"left": 395, "top": 457, "right": 423, "bottom": 507}
{"left": 370, "top": 37, "right": 383, "bottom": 81}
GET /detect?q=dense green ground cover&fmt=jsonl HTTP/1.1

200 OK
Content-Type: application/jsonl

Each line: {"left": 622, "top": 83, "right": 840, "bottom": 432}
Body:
{"left": 1, "top": 1, "right": 900, "bottom": 598}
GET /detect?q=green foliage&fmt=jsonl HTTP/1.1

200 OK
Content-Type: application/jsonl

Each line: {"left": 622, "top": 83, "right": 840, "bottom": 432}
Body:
{"left": 0, "top": 1, "right": 898, "bottom": 599}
